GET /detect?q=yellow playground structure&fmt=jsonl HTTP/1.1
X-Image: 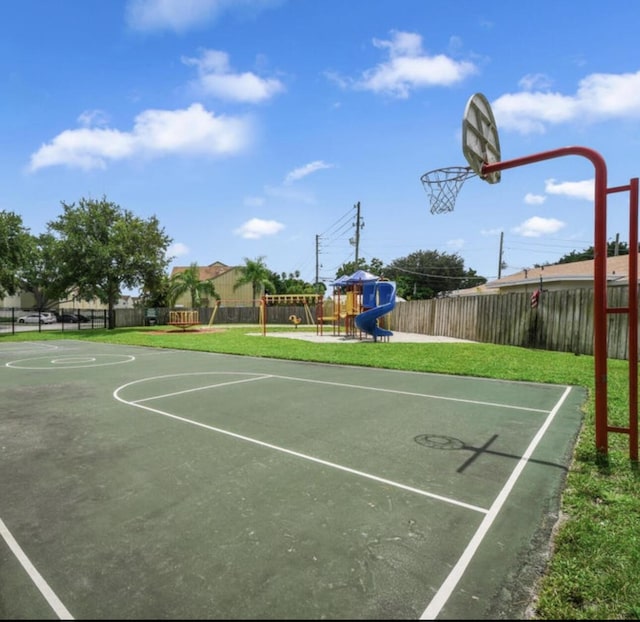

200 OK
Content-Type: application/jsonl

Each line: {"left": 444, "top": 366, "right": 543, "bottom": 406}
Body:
{"left": 317, "top": 270, "right": 396, "bottom": 340}
{"left": 165, "top": 276, "right": 395, "bottom": 341}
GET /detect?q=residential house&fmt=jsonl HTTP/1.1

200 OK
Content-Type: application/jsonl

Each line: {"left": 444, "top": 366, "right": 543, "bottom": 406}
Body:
{"left": 1, "top": 289, "right": 135, "bottom": 311}
{"left": 451, "top": 253, "right": 639, "bottom": 296}
{"left": 0, "top": 292, "right": 23, "bottom": 309}
{"left": 170, "top": 261, "right": 254, "bottom": 308}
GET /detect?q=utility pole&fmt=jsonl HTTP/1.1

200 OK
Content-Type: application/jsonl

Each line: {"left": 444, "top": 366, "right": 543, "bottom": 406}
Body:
{"left": 354, "top": 201, "right": 363, "bottom": 264}
{"left": 498, "top": 231, "right": 504, "bottom": 279}
{"left": 315, "top": 234, "right": 320, "bottom": 292}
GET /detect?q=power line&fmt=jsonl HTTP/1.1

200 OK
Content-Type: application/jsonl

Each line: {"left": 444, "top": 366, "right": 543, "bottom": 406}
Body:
{"left": 320, "top": 206, "right": 355, "bottom": 239}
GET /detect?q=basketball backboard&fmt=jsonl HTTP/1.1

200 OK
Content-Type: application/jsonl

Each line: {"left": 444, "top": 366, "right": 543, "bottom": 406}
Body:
{"left": 462, "top": 93, "right": 501, "bottom": 184}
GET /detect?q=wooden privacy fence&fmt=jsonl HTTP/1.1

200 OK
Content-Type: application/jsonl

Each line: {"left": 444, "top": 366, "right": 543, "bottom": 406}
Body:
{"left": 391, "top": 285, "right": 635, "bottom": 360}
{"left": 114, "top": 285, "right": 638, "bottom": 360}
{"left": 114, "top": 305, "right": 300, "bottom": 328}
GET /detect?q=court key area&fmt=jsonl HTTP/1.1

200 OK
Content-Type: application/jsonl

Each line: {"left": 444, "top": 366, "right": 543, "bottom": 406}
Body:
{"left": 0, "top": 339, "right": 585, "bottom": 619}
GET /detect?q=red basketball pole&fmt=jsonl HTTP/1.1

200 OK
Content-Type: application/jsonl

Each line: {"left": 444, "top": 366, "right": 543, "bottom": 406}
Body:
{"left": 483, "top": 147, "right": 613, "bottom": 455}
{"left": 629, "top": 178, "right": 639, "bottom": 461}
{"left": 605, "top": 178, "right": 639, "bottom": 460}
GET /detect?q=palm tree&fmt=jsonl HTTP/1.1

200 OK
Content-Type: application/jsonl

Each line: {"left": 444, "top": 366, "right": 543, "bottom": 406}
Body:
{"left": 169, "top": 262, "right": 220, "bottom": 308}
{"left": 233, "top": 256, "right": 275, "bottom": 306}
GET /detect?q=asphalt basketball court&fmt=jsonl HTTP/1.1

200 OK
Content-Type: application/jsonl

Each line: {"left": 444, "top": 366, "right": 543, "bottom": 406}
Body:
{"left": 0, "top": 338, "right": 585, "bottom": 619}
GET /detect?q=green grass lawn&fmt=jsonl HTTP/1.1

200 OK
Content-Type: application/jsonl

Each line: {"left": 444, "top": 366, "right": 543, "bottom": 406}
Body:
{"left": 3, "top": 324, "right": 639, "bottom": 619}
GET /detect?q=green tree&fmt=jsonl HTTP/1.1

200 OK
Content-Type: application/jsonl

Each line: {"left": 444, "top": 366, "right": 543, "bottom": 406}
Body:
{"left": 169, "top": 262, "right": 220, "bottom": 308}
{"left": 270, "top": 270, "right": 320, "bottom": 296}
{"left": 17, "top": 233, "right": 69, "bottom": 310}
{"left": 0, "top": 210, "right": 31, "bottom": 297}
{"left": 233, "top": 256, "right": 275, "bottom": 306}
{"left": 48, "top": 196, "right": 172, "bottom": 328}
{"left": 557, "top": 240, "right": 638, "bottom": 264}
{"left": 335, "top": 257, "right": 385, "bottom": 280}
{"left": 137, "top": 273, "right": 173, "bottom": 309}
{"left": 383, "top": 250, "right": 486, "bottom": 299}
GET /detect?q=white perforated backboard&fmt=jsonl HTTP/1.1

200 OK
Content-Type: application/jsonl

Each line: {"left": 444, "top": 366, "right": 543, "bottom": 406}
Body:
{"left": 462, "top": 93, "right": 501, "bottom": 184}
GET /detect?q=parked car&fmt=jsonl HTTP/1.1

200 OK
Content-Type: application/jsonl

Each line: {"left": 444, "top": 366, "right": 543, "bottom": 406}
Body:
{"left": 55, "top": 312, "right": 92, "bottom": 323}
{"left": 57, "top": 313, "right": 80, "bottom": 323}
{"left": 18, "top": 312, "right": 56, "bottom": 324}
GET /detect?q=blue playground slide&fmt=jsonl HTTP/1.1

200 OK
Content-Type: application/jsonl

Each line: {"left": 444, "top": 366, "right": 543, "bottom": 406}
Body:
{"left": 355, "top": 280, "right": 397, "bottom": 341}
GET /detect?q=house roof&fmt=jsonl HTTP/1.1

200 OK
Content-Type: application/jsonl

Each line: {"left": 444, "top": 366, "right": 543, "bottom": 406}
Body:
{"left": 453, "top": 253, "right": 638, "bottom": 295}
{"left": 486, "top": 253, "right": 636, "bottom": 289}
{"left": 170, "top": 261, "right": 235, "bottom": 281}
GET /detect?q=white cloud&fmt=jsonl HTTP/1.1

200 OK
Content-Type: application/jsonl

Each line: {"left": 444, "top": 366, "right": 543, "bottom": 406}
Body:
{"left": 239, "top": 163, "right": 331, "bottom": 211}
{"left": 283, "top": 160, "right": 333, "bottom": 185}
{"left": 578, "top": 72, "right": 640, "bottom": 117}
{"left": 518, "top": 73, "right": 553, "bottom": 91}
{"left": 133, "top": 105, "right": 251, "bottom": 154}
{"left": 183, "top": 49, "right": 285, "bottom": 103}
{"left": 493, "top": 70, "right": 640, "bottom": 134}
{"left": 491, "top": 91, "right": 578, "bottom": 133}
{"left": 234, "top": 217, "right": 284, "bottom": 239}
{"left": 125, "top": 0, "right": 281, "bottom": 33}
{"left": 512, "top": 216, "right": 566, "bottom": 237}
{"left": 337, "top": 30, "right": 477, "bottom": 98}
{"left": 28, "top": 103, "right": 253, "bottom": 171}
{"left": 544, "top": 178, "right": 594, "bottom": 201}
{"left": 77, "top": 109, "right": 110, "bottom": 128}
{"left": 524, "top": 193, "right": 546, "bottom": 205}
{"left": 29, "top": 128, "right": 136, "bottom": 171}
{"left": 168, "top": 242, "right": 190, "bottom": 257}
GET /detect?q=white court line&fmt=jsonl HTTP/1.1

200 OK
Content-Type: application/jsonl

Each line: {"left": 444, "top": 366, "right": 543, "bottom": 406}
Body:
{"left": 271, "top": 374, "right": 551, "bottom": 413}
{"left": 132, "top": 374, "right": 272, "bottom": 403}
{"left": 6, "top": 354, "right": 135, "bottom": 370}
{"left": 0, "top": 518, "right": 73, "bottom": 620}
{"left": 117, "top": 370, "right": 551, "bottom": 414}
{"left": 3, "top": 366, "right": 569, "bottom": 619}
{"left": 0, "top": 342, "right": 59, "bottom": 354}
{"left": 113, "top": 375, "right": 490, "bottom": 514}
{"left": 420, "top": 385, "right": 573, "bottom": 619}
{"left": 115, "top": 370, "right": 573, "bottom": 617}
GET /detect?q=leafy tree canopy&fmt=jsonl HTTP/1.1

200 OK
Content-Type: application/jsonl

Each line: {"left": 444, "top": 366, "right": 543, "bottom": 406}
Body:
{"left": 335, "top": 257, "right": 385, "bottom": 279}
{"left": 233, "top": 256, "right": 275, "bottom": 306}
{"left": 0, "top": 210, "right": 31, "bottom": 297}
{"left": 17, "top": 233, "right": 69, "bottom": 311}
{"left": 48, "top": 196, "right": 172, "bottom": 327}
{"left": 137, "top": 273, "right": 173, "bottom": 309}
{"left": 269, "top": 270, "right": 323, "bottom": 297}
{"left": 557, "top": 240, "right": 638, "bottom": 264}
{"left": 382, "top": 250, "right": 486, "bottom": 300}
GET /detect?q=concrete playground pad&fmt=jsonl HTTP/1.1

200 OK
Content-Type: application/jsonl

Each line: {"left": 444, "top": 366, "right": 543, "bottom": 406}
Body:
{"left": 249, "top": 329, "right": 479, "bottom": 344}
{"left": 0, "top": 339, "right": 585, "bottom": 619}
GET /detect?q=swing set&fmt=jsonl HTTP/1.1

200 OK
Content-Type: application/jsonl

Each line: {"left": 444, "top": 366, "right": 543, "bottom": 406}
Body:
{"left": 259, "top": 294, "right": 320, "bottom": 335}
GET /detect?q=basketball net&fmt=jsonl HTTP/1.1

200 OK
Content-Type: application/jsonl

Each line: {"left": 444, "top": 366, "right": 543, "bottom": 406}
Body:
{"left": 420, "top": 166, "right": 477, "bottom": 214}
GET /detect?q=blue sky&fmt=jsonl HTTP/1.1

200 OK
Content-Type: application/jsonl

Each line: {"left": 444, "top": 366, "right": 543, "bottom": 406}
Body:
{"left": 3, "top": 0, "right": 640, "bottom": 292}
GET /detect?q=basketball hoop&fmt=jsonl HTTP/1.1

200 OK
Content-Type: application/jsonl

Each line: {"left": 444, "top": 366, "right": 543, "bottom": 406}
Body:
{"left": 420, "top": 166, "right": 477, "bottom": 214}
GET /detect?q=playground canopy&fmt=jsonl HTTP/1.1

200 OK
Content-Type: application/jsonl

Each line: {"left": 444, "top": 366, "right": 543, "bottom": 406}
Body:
{"left": 331, "top": 270, "right": 379, "bottom": 286}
